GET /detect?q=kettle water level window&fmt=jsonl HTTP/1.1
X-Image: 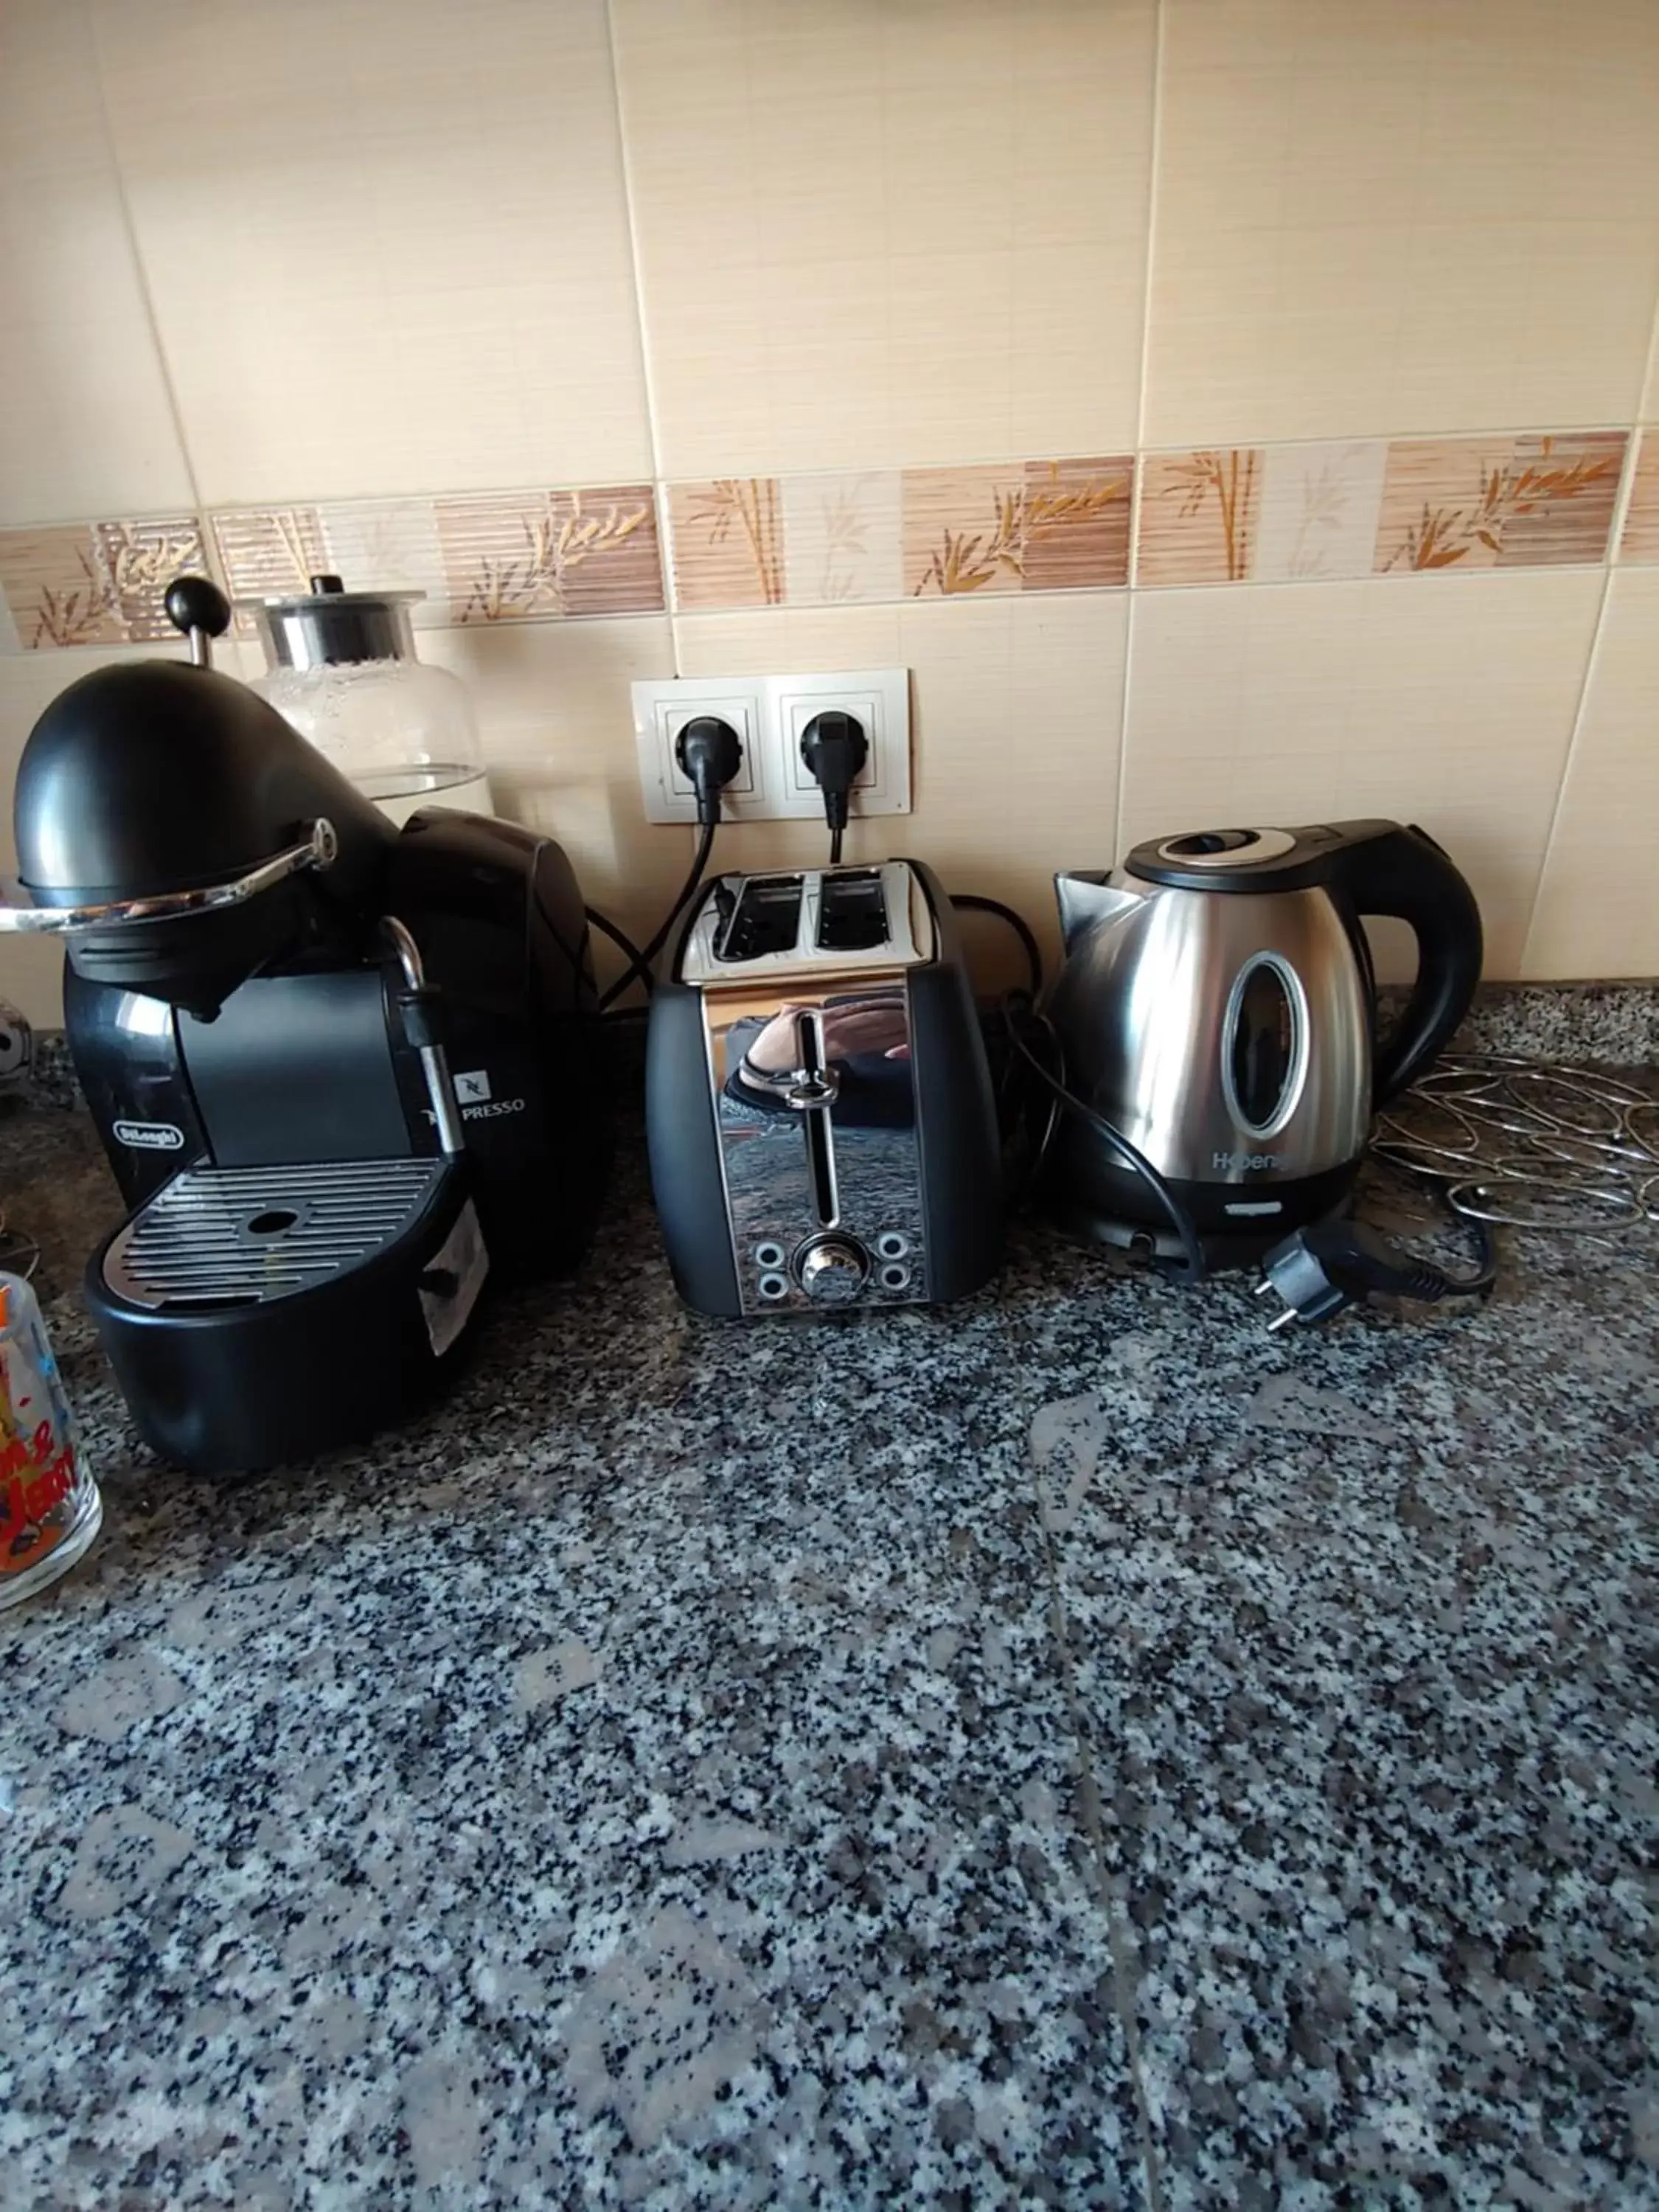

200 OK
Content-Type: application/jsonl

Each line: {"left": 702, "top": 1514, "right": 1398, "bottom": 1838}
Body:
{"left": 1222, "top": 954, "right": 1309, "bottom": 1138}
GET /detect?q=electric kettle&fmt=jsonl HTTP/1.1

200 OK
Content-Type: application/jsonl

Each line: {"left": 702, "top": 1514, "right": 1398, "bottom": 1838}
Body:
{"left": 1041, "top": 820, "right": 1483, "bottom": 1261}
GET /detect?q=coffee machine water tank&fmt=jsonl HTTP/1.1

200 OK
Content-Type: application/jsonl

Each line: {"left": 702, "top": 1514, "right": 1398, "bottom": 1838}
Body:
{"left": 244, "top": 574, "right": 493, "bottom": 827}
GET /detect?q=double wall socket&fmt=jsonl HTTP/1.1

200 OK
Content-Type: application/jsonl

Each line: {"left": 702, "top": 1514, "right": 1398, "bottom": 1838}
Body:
{"left": 632, "top": 669, "right": 911, "bottom": 826}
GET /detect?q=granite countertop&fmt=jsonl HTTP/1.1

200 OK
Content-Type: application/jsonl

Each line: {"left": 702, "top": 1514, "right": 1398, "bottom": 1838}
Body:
{"left": 1, "top": 996, "right": 1656, "bottom": 2211}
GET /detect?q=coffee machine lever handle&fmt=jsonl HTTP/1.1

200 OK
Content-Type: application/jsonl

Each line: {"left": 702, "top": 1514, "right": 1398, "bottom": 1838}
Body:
{"left": 164, "top": 574, "right": 232, "bottom": 668}
{"left": 0, "top": 818, "right": 338, "bottom": 935}
{"left": 1322, "top": 820, "right": 1484, "bottom": 1105}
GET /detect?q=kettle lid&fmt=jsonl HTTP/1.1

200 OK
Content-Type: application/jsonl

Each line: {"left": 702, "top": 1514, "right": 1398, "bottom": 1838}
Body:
{"left": 1125, "top": 823, "right": 1393, "bottom": 893}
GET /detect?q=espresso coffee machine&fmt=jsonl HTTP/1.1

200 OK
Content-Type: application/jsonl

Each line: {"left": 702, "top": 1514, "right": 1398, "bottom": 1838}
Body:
{"left": 0, "top": 579, "right": 608, "bottom": 1472}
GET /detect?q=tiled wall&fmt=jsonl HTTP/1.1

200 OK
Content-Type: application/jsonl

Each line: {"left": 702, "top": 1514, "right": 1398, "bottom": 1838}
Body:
{"left": 4, "top": 0, "right": 1659, "bottom": 1025}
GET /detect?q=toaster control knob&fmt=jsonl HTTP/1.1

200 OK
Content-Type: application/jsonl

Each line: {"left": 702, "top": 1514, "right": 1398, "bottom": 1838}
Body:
{"left": 797, "top": 1237, "right": 869, "bottom": 1304}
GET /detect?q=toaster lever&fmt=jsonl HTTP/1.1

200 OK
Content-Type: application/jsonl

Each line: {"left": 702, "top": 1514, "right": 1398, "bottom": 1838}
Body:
{"left": 783, "top": 1071, "right": 839, "bottom": 1110}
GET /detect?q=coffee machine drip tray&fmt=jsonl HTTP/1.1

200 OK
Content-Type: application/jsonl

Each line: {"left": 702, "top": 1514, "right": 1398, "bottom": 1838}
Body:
{"left": 103, "top": 1158, "right": 448, "bottom": 1309}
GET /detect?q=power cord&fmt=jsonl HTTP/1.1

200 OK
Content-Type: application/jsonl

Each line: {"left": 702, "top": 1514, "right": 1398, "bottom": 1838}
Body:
{"left": 599, "top": 714, "right": 741, "bottom": 1010}
{"left": 801, "top": 710, "right": 868, "bottom": 865}
{"left": 1001, "top": 992, "right": 1207, "bottom": 1282}
{"left": 949, "top": 894, "right": 1043, "bottom": 997}
{"left": 585, "top": 907, "right": 653, "bottom": 1007}
{"left": 1255, "top": 1212, "right": 1498, "bottom": 1331}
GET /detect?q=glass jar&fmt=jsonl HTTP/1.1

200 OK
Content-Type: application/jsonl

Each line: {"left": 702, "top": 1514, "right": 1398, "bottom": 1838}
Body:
{"left": 245, "top": 575, "right": 493, "bottom": 828}
{"left": 0, "top": 1271, "right": 100, "bottom": 1610}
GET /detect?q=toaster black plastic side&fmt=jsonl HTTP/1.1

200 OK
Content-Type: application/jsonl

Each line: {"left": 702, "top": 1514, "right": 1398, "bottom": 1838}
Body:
{"left": 905, "top": 862, "right": 1004, "bottom": 1304}
{"left": 645, "top": 975, "right": 743, "bottom": 1317}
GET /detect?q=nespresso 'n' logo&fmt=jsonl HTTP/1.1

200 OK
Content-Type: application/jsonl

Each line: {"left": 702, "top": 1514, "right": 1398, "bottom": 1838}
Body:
{"left": 114, "top": 1119, "right": 184, "bottom": 1152}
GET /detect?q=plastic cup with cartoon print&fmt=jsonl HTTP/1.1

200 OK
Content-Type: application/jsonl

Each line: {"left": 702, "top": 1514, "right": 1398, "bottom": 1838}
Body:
{"left": 0, "top": 1272, "right": 100, "bottom": 1610}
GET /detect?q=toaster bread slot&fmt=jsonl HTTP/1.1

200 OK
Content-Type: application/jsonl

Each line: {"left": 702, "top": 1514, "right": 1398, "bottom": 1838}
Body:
{"left": 715, "top": 874, "right": 803, "bottom": 962}
{"left": 816, "top": 869, "right": 888, "bottom": 953}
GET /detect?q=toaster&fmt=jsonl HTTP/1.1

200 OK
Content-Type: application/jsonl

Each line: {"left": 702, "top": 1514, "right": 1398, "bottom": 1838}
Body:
{"left": 647, "top": 860, "right": 1003, "bottom": 1317}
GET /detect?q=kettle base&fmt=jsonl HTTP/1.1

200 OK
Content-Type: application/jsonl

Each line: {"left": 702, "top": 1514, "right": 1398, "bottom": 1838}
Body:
{"left": 1040, "top": 1157, "right": 1362, "bottom": 1273}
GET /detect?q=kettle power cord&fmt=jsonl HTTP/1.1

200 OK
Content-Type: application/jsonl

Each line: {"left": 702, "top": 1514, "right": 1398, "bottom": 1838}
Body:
{"left": 1001, "top": 996, "right": 1208, "bottom": 1283}
{"left": 1255, "top": 1211, "right": 1498, "bottom": 1331}
{"left": 940, "top": 888, "right": 1203, "bottom": 1276}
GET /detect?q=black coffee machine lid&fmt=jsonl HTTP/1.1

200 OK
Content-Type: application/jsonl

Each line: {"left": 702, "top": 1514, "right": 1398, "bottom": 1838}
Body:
{"left": 1124, "top": 821, "right": 1417, "bottom": 894}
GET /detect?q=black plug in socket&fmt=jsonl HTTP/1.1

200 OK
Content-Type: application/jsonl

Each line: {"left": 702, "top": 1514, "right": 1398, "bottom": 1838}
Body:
{"left": 675, "top": 714, "right": 743, "bottom": 826}
{"left": 799, "top": 710, "right": 869, "bottom": 837}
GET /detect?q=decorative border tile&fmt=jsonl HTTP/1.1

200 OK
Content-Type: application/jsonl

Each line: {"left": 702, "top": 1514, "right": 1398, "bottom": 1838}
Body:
{"left": 1250, "top": 440, "right": 1388, "bottom": 584}
{"left": 666, "top": 479, "right": 785, "bottom": 611}
{"left": 1136, "top": 449, "right": 1262, "bottom": 585}
{"left": 1620, "top": 428, "right": 1659, "bottom": 563}
{"left": 904, "top": 458, "right": 1132, "bottom": 598}
{"left": 435, "top": 487, "right": 662, "bottom": 624}
{"left": 0, "top": 428, "right": 1644, "bottom": 649}
{"left": 1371, "top": 433, "right": 1625, "bottom": 574}
{"left": 781, "top": 472, "right": 902, "bottom": 606}
{"left": 212, "top": 485, "right": 664, "bottom": 630}
{"left": 0, "top": 515, "right": 205, "bottom": 650}
{"left": 666, "top": 457, "right": 1132, "bottom": 612}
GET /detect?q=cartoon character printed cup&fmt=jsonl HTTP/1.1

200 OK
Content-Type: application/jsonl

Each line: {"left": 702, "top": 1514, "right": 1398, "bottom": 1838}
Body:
{"left": 0, "top": 1271, "right": 100, "bottom": 1610}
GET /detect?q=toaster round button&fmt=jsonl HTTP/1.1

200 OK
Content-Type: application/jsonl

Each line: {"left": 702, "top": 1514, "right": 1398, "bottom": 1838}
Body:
{"left": 754, "top": 1241, "right": 785, "bottom": 1268}
{"left": 875, "top": 1231, "right": 908, "bottom": 1260}
{"left": 796, "top": 1237, "right": 869, "bottom": 1304}
{"left": 757, "top": 1271, "right": 790, "bottom": 1301}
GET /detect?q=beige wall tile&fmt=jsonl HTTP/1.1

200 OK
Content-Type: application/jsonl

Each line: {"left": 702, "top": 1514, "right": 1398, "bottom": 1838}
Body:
{"left": 92, "top": 0, "right": 652, "bottom": 504}
{"left": 611, "top": 0, "right": 1156, "bottom": 476}
{"left": 420, "top": 616, "right": 683, "bottom": 970}
{"left": 0, "top": 0, "right": 192, "bottom": 523}
{"left": 1119, "top": 570, "right": 1604, "bottom": 975}
{"left": 672, "top": 594, "right": 1130, "bottom": 982}
{"left": 1147, "top": 0, "right": 1659, "bottom": 445}
{"left": 1620, "top": 428, "right": 1659, "bottom": 561}
{"left": 1524, "top": 568, "right": 1659, "bottom": 978}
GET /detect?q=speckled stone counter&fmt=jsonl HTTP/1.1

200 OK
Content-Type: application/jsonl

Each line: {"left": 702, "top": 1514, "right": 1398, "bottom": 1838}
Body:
{"left": 1, "top": 1013, "right": 1655, "bottom": 2210}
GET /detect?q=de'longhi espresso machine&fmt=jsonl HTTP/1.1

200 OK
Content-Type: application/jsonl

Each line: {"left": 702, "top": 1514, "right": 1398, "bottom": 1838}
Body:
{"left": 0, "top": 578, "right": 609, "bottom": 1473}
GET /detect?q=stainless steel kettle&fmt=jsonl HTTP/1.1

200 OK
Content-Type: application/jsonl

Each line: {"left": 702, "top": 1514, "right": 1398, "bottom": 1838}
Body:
{"left": 1043, "top": 821, "right": 1483, "bottom": 1259}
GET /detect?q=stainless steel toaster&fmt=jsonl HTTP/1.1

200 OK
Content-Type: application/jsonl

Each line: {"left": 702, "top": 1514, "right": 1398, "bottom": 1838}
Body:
{"left": 646, "top": 860, "right": 1002, "bottom": 1317}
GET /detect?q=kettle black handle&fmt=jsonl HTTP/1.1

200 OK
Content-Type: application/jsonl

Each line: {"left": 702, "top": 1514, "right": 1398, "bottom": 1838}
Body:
{"left": 1323, "top": 820, "right": 1483, "bottom": 1105}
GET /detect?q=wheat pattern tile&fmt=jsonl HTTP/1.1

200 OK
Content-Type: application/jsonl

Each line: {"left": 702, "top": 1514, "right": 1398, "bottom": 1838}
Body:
{"left": 1619, "top": 430, "right": 1659, "bottom": 563}
{"left": 902, "top": 466, "right": 1027, "bottom": 599}
{"left": 1251, "top": 441, "right": 1389, "bottom": 584}
{"left": 1017, "top": 459, "right": 1133, "bottom": 591}
{"left": 0, "top": 515, "right": 206, "bottom": 651}
{"left": 211, "top": 509, "right": 328, "bottom": 605}
{"left": 313, "top": 499, "right": 451, "bottom": 625}
{"left": 1136, "top": 450, "right": 1262, "bottom": 585}
{"left": 781, "top": 473, "right": 903, "bottom": 607}
{"left": 667, "top": 480, "right": 785, "bottom": 611}
{"left": 1372, "top": 434, "right": 1625, "bottom": 574}
{"left": 900, "top": 459, "right": 1130, "bottom": 599}
{"left": 437, "top": 487, "right": 661, "bottom": 625}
